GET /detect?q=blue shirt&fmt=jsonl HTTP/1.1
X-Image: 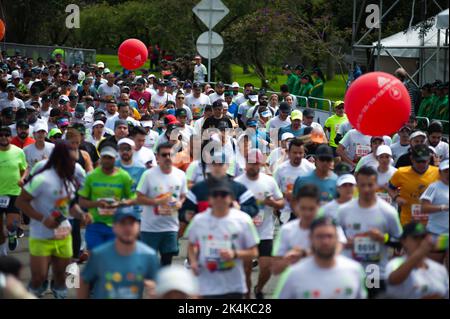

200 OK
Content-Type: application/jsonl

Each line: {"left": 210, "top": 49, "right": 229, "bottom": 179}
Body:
{"left": 228, "top": 102, "right": 239, "bottom": 119}
{"left": 81, "top": 241, "right": 159, "bottom": 299}
{"left": 116, "top": 160, "right": 146, "bottom": 213}
{"left": 279, "top": 124, "right": 303, "bottom": 139}
{"left": 293, "top": 170, "right": 338, "bottom": 204}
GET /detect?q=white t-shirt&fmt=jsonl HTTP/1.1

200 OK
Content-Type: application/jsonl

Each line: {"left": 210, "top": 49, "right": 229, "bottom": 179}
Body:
{"left": 193, "top": 64, "right": 207, "bottom": 83}
{"left": 420, "top": 180, "right": 449, "bottom": 234}
{"left": 273, "top": 218, "right": 347, "bottom": 257}
{"left": 0, "top": 97, "right": 25, "bottom": 111}
{"left": 321, "top": 199, "right": 350, "bottom": 221}
{"left": 97, "top": 83, "right": 121, "bottom": 108}
{"left": 268, "top": 115, "right": 291, "bottom": 130}
{"left": 390, "top": 142, "right": 410, "bottom": 164}
{"left": 186, "top": 208, "right": 260, "bottom": 296}
{"left": 208, "top": 92, "right": 224, "bottom": 103}
{"left": 185, "top": 160, "right": 205, "bottom": 185}
{"left": 150, "top": 92, "right": 174, "bottom": 110}
{"left": 23, "top": 142, "right": 55, "bottom": 169}
{"left": 356, "top": 153, "right": 394, "bottom": 172}
{"left": 133, "top": 146, "right": 156, "bottom": 168}
{"left": 144, "top": 130, "right": 159, "bottom": 150}
{"left": 339, "top": 129, "right": 372, "bottom": 161}
{"left": 185, "top": 94, "right": 211, "bottom": 119}
{"left": 238, "top": 101, "right": 257, "bottom": 125}
{"left": 235, "top": 173, "right": 283, "bottom": 240}
{"left": 104, "top": 115, "right": 139, "bottom": 131}
{"left": 23, "top": 168, "right": 77, "bottom": 239}
{"left": 337, "top": 198, "right": 403, "bottom": 279}
{"left": 274, "top": 255, "right": 367, "bottom": 299}
{"left": 136, "top": 166, "right": 187, "bottom": 233}
{"left": 337, "top": 121, "right": 353, "bottom": 136}
{"left": 376, "top": 166, "right": 398, "bottom": 206}
{"left": 385, "top": 257, "right": 449, "bottom": 299}
{"left": 274, "top": 160, "right": 315, "bottom": 215}
{"left": 430, "top": 141, "right": 449, "bottom": 161}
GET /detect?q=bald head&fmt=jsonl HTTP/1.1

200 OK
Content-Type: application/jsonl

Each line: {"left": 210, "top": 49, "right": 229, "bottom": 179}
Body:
{"left": 394, "top": 68, "right": 407, "bottom": 81}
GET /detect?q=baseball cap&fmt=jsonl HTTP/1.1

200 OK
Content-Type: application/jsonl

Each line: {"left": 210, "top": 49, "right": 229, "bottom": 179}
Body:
{"left": 97, "top": 62, "right": 105, "bottom": 68}
{"left": 334, "top": 162, "right": 353, "bottom": 176}
{"left": 118, "top": 138, "right": 135, "bottom": 148}
{"left": 246, "top": 119, "right": 258, "bottom": 127}
{"left": 136, "top": 77, "right": 146, "bottom": 85}
{"left": 16, "top": 119, "right": 30, "bottom": 128}
{"left": 100, "top": 146, "right": 118, "bottom": 158}
{"left": 399, "top": 125, "right": 412, "bottom": 133}
{"left": 114, "top": 119, "right": 129, "bottom": 130}
{"left": 401, "top": 222, "right": 427, "bottom": 239}
{"left": 6, "top": 84, "right": 16, "bottom": 91}
{"left": 295, "top": 64, "right": 305, "bottom": 71}
{"left": 376, "top": 145, "right": 392, "bottom": 157}
{"left": 11, "top": 70, "right": 20, "bottom": 79}
{"left": 33, "top": 122, "right": 48, "bottom": 133}
{"left": 281, "top": 132, "right": 294, "bottom": 141}
{"left": 209, "top": 179, "right": 233, "bottom": 195}
{"left": 92, "top": 120, "right": 105, "bottom": 128}
{"left": 1, "top": 107, "right": 14, "bottom": 118}
{"left": 57, "top": 118, "right": 69, "bottom": 127}
{"left": 183, "top": 82, "right": 192, "bottom": 89}
{"left": 370, "top": 136, "right": 384, "bottom": 144}
{"left": 141, "top": 121, "right": 153, "bottom": 128}
{"left": 231, "top": 82, "right": 239, "bottom": 88}
{"left": 315, "top": 144, "right": 334, "bottom": 159}
{"left": 439, "top": 159, "right": 449, "bottom": 171}
{"left": 279, "top": 102, "right": 291, "bottom": 113}
{"left": 0, "top": 126, "right": 12, "bottom": 135}
{"left": 75, "top": 103, "right": 86, "bottom": 114}
{"left": 248, "top": 94, "right": 258, "bottom": 103}
{"left": 113, "top": 206, "right": 140, "bottom": 223}
{"left": 282, "top": 64, "right": 291, "bottom": 70}
{"left": 215, "top": 81, "right": 225, "bottom": 88}
{"left": 336, "top": 174, "right": 357, "bottom": 187}
{"left": 411, "top": 144, "right": 431, "bottom": 161}
{"left": 59, "top": 95, "right": 70, "bottom": 104}
{"left": 48, "top": 128, "right": 62, "bottom": 139}
{"left": 334, "top": 100, "right": 344, "bottom": 108}
{"left": 149, "top": 74, "right": 156, "bottom": 79}
{"left": 290, "top": 110, "right": 303, "bottom": 121}
{"left": 164, "top": 115, "right": 178, "bottom": 125}
{"left": 409, "top": 130, "right": 427, "bottom": 140}
{"left": 175, "top": 108, "right": 187, "bottom": 117}
{"left": 155, "top": 265, "right": 199, "bottom": 297}
{"left": 247, "top": 149, "right": 264, "bottom": 164}
{"left": 193, "top": 82, "right": 202, "bottom": 89}
{"left": 303, "top": 108, "right": 315, "bottom": 118}
{"left": 93, "top": 109, "right": 106, "bottom": 116}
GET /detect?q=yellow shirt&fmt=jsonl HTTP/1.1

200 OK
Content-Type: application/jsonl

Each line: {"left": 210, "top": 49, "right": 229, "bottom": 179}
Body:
{"left": 389, "top": 165, "right": 439, "bottom": 225}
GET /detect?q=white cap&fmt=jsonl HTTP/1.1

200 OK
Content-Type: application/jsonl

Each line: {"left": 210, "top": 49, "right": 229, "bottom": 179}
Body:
{"left": 281, "top": 132, "right": 295, "bottom": 141}
{"left": 33, "top": 121, "right": 48, "bottom": 133}
{"left": 428, "top": 146, "right": 437, "bottom": 154}
{"left": 100, "top": 146, "right": 118, "bottom": 158}
{"left": 409, "top": 131, "right": 427, "bottom": 140}
{"left": 104, "top": 68, "right": 111, "bottom": 74}
{"left": 117, "top": 138, "right": 135, "bottom": 148}
{"left": 376, "top": 145, "right": 392, "bottom": 157}
{"left": 149, "top": 74, "right": 156, "bottom": 79}
{"left": 439, "top": 159, "right": 449, "bottom": 171}
{"left": 59, "top": 95, "right": 70, "bottom": 103}
{"left": 141, "top": 120, "right": 153, "bottom": 128}
{"left": 337, "top": 174, "right": 357, "bottom": 187}
{"left": 97, "top": 62, "right": 105, "bottom": 68}
{"left": 155, "top": 265, "right": 199, "bottom": 296}
{"left": 11, "top": 70, "right": 20, "bottom": 79}
{"left": 92, "top": 120, "right": 105, "bottom": 128}
{"left": 231, "top": 82, "right": 239, "bottom": 88}
{"left": 249, "top": 95, "right": 258, "bottom": 102}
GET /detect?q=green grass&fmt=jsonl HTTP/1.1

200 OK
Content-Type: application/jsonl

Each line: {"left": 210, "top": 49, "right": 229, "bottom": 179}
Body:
{"left": 96, "top": 54, "right": 346, "bottom": 101}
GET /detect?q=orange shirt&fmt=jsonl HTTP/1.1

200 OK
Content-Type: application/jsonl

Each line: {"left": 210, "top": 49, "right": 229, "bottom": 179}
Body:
{"left": 10, "top": 136, "right": 35, "bottom": 149}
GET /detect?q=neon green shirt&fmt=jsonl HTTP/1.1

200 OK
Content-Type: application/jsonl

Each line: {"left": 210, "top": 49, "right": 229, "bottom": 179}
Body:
{"left": 0, "top": 145, "right": 27, "bottom": 196}
{"left": 324, "top": 114, "right": 348, "bottom": 147}
{"left": 78, "top": 167, "right": 134, "bottom": 227}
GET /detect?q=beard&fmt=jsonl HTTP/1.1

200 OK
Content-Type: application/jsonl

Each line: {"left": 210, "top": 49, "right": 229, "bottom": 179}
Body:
{"left": 117, "top": 235, "right": 135, "bottom": 245}
{"left": 18, "top": 132, "right": 28, "bottom": 139}
{"left": 312, "top": 246, "right": 336, "bottom": 260}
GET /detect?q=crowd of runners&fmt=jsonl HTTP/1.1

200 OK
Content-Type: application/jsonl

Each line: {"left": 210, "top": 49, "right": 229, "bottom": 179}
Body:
{"left": 0, "top": 52, "right": 448, "bottom": 299}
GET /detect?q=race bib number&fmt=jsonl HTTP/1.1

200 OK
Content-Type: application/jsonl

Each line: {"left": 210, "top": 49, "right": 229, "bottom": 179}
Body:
{"left": 376, "top": 192, "right": 392, "bottom": 204}
{"left": 54, "top": 220, "right": 72, "bottom": 240}
{"left": 139, "top": 98, "right": 146, "bottom": 106}
{"left": 411, "top": 204, "right": 428, "bottom": 221}
{"left": 0, "top": 196, "right": 10, "bottom": 208}
{"left": 204, "top": 239, "right": 235, "bottom": 271}
{"left": 253, "top": 211, "right": 265, "bottom": 227}
{"left": 353, "top": 236, "right": 381, "bottom": 262}
{"left": 97, "top": 198, "right": 117, "bottom": 216}
{"left": 355, "top": 144, "right": 370, "bottom": 157}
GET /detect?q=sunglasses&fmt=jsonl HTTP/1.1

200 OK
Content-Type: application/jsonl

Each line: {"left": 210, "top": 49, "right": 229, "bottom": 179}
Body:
{"left": 211, "top": 191, "right": 230, "bottom": 198}
{"left": 177, "top": 97, "right": 185, "bottom": 100}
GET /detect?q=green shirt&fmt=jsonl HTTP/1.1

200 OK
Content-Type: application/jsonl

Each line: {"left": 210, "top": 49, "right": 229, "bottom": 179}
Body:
{"left": 324, "top": 114, "right": 349, "bottom": 148}
{"left": 0, "top": 145, "right": 27, "bottom": 196}
{"left": 417, "top": 95, "right": 434, "bottom": 118}
{"left": 78, "top": 167, "right": 134, "bottom": 226}
{"left": 432, "top": 95, "right": 448, "bottom": 121}
{"left": 298, "top": 83, "right": 313, "bottom": 107}
{"left": 310, "top": 78, "right": 324, "bottom": 108}
{"left": 286, "top": 73, "right": 299, "bottom": 94}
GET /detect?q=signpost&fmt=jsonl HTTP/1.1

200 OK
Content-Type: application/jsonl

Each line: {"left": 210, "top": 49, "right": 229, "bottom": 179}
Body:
{"left": 193, "top": 0, "right": 229, "bottom": 82}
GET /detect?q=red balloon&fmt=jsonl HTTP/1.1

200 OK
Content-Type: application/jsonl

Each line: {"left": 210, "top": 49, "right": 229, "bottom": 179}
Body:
{"left": 118, "top": 39, "right": 148, "bottom": 70}
{"left": 344, "top": 72, "right": 411, "bottom": 136}
{"left": 0, "top": 19, "right": 5, "bottom": 41}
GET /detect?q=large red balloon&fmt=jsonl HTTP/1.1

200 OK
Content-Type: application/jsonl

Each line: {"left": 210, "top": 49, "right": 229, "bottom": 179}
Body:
{"left": 344, "top": 72, "right": 411, "bottom": 136}
{"left": 0, "top": 19, "right": 5, "bottom": 41}
{"left": 118, "top": 39, "right": 148, "bottom": 70}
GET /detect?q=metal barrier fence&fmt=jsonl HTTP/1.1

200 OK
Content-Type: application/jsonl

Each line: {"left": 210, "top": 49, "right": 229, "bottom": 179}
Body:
{"left": 1, "top": 42, "right": 96, "bottom": 66}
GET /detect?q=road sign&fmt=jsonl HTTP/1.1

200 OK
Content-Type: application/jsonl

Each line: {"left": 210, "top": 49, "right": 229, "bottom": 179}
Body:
{"left": 196, "top": 31, "right": 224, "bottom": 59}
{"left": 192, "top": 0, "right": 229, "bottom": 30}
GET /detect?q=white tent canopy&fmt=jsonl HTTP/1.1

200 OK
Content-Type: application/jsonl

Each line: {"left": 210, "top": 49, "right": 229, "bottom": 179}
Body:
{"left": 436, "top": 8, "right": 449, "bottom": 29}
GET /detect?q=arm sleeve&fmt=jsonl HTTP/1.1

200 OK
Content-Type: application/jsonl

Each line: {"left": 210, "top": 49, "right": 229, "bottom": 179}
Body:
{"left": 237, "top": 184, "right": 259, "bottom": 218}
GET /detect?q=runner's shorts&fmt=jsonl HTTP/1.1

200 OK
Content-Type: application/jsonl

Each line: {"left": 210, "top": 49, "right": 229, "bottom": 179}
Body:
{"left": 141, "top": 231, "right": 179, "bottom": 255}
{"left": 0, "top": 195, "right": 20, "bottom": 214}
{"left": 29, "top": 236, "right": 73, "bottom": 258}
{"left": 258, "top": 239, "right": 273, "bottom": 257}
